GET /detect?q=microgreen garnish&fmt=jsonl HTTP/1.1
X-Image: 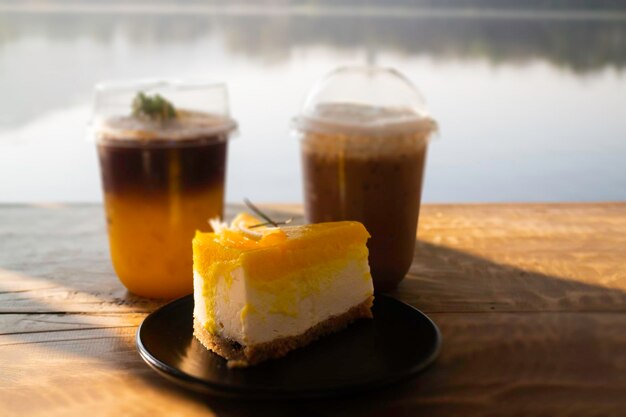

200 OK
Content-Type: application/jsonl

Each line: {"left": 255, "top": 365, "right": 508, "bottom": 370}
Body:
{"left": 132, "top": 91, "right": 177, "bottom": 122}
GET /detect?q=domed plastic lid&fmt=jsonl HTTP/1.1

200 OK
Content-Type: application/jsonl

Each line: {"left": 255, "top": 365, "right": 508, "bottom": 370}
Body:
{"left": 294, "top": 66, "right": 437, "bottom": 137}
{"left": 91, "top": 78, "right": 237, "bottom": 143}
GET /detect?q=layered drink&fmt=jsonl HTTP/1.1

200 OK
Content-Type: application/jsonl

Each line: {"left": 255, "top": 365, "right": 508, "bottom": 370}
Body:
{"left": 94, "top": 83, "right": 236, "bottom": 298}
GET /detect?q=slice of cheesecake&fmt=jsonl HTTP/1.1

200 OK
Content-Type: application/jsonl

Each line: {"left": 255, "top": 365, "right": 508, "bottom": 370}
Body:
{"left": 192, "top": 213, "right": 374, "bottom": 367}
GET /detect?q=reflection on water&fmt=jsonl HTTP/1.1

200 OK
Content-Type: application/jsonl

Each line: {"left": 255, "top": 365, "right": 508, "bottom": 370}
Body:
{"left": 0, "top": 9, "right": 625, "bottom": 202}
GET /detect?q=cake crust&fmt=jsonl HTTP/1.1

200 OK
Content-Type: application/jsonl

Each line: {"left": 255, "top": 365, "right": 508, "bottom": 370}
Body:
{"left": 193, "top": 296, "right": 374, "bottom": 367}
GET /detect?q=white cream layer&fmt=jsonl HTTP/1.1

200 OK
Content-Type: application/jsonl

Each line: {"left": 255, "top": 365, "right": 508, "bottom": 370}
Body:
{"left": 193, "top": 259, "right": 373, "bottom": 346}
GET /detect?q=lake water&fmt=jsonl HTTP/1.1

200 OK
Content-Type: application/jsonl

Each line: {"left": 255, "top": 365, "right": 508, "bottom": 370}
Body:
{"left": 1, "top": 6, "right": 625, "bottom": 203}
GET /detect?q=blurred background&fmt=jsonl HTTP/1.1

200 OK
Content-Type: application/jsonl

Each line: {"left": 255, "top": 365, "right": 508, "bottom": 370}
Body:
{"left": 1, "top": 0, "right": 625, "bottom": 203}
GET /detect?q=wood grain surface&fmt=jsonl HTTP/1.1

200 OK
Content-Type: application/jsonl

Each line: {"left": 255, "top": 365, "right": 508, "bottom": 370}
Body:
{"left": 1, "top": 203, "right": 625, "bottom": 416}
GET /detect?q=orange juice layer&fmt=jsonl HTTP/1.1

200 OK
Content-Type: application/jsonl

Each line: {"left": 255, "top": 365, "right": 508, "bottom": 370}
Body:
{"left": 104, "top": 188, "right": 223, "bottom": 298}
{"left": 192, "top": 220, "right": 370, "bottom": 284}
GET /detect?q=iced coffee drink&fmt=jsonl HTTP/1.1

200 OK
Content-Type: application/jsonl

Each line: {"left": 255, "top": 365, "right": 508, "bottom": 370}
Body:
{"left": 93, "top": 82, "right": 236, "bottom": 298}
{"left": 295, "top": 68, "right": 437, "bottom": 291}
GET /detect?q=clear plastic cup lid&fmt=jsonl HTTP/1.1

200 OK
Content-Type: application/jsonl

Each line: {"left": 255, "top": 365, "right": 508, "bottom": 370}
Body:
{"left": 293, "top": 66, "right": 437, "bottom": 137}
{"left": 91, "top": 78, "right": 237, "bottom": 143}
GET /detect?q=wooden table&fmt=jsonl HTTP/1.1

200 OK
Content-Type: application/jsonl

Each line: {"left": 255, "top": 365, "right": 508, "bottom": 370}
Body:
{"left": 1, "top": 203, "right": 625, "bottom": 416}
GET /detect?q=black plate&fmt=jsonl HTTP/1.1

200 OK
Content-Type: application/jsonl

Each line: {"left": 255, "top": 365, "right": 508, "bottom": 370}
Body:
{"left": 136, "top": 294, "right": 441, "bottom": 399}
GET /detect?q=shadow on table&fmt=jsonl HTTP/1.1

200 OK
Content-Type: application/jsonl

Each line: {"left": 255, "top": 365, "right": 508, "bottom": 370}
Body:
{"left": 203, "top": 377, "right": 425, "bottom": 417}
{"left": 399, "top": 240, "right": 626, "bottom": 313}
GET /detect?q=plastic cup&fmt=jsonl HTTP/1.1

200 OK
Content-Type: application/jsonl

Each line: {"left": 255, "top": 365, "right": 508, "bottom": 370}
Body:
{"left": 92, "top": 79, "right": 237, "bottom": 298}
{"left": 293, "top": 67, "right": 437, "bottom": 292}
